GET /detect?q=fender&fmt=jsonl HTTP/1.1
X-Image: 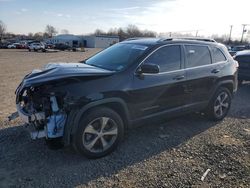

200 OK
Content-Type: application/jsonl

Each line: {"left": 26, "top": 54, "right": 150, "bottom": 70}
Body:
{"left": 63, "top": 98, "right": 131, "bottom": 145}
{"left": 208, "top": 79, "right": 235, "bottom": 102}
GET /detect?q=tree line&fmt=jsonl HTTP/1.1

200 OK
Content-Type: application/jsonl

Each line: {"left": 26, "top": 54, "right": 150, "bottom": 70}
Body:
{"left": 93, "top": 24, "right": 156, "bottom": 41}
{"left": 0, "top": 21, "right": 67, "bottom": 41}
{"left": 0, "top": 19, "right": 249, "bottom": 45}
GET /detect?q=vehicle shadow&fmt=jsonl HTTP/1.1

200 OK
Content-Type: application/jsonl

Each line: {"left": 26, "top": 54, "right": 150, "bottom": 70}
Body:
{"left": 0, "top": 113, "right": 219, "bottom": 187}
{"left": 229, "top": 82, "right": 250, "bottom": 119}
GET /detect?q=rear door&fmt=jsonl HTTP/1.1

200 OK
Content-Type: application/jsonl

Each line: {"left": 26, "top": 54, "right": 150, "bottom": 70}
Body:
{"left": 184, "top": 44, "right": 219, "bottom": 108}
{"left": 130, "top": 45, "right": 188, "bottom": 119}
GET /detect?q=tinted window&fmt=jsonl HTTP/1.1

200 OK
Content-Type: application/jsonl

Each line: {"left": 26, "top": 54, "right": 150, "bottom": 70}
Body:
{"left": 185, "top": 45, "right": 211, "bottom": 68}
{"left": 212, "top": 47, "right": 226, "bottom": 62}
{"left": 144, "top": 45, "right": 181, "bottom": 72}
{"left": 86, "top": 43, "right": 148, "bottom": 71}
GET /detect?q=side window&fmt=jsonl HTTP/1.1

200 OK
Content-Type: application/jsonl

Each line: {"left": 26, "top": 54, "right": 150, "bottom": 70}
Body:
{"left": 212, "top": 47, "right": 227, "bottom": 63}
{"left": 144, "top": 45, "right": 181, "bottom": 72}
{"left": 185, "top": 45, "right": 212, "bottom": 68}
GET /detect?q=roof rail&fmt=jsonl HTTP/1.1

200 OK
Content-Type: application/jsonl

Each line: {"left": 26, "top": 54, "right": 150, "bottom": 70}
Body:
{"left": 157, "top": 38, "right": 173, "bottom": 42}
{"left": 175, "top": 37, "right": 216, "bottom": 42}
{"left": 124, "top": 37, "right": 144, "bottom": 41}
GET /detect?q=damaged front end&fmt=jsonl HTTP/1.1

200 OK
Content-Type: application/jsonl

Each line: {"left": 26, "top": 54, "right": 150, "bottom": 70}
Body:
{"left": 11, "top": 62, "right": 114, "bottom": 143}
{"left": 16, "top": 84, "right": 67, "bottom": 140}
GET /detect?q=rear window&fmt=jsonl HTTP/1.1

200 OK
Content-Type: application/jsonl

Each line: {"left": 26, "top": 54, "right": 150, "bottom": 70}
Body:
{"left": 212, "top": 47, "right": 226, "bottom": 63}
{"left": 185, "top": 45, "right": 212, "bottom": 68}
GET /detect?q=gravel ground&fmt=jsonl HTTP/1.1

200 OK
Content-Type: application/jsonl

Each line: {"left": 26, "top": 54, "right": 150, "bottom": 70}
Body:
{"left": 0, "top": 50, "right": 249, "bottom": 187}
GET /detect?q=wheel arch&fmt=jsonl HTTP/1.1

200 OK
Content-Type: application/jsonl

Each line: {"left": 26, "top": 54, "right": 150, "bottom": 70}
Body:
{"left": 63, "top": 98, "right": 131, "bottom": 145}
{"left": 208, "top": 80, "right": 234, "bottom": 103}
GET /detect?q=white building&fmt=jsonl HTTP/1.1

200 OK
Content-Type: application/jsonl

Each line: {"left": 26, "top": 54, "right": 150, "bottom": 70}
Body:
{"left": 46, "top": 34, "right": 82, "bottom": 47}
{"left": 45, "top": 34, "right": 119, "bottom": 48}
{"left": 84, "top": 35, "right": 119, "bottom": 48}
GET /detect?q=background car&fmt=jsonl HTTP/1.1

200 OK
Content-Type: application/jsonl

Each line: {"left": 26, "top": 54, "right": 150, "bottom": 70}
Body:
{"left": 7, "top": 43, "right": 20, "bottom": 49}
{"left": 45, "top": 43, "right": 55, "bottom": 49}
{"left": 28, "top": 42, "right": 45, "bottom": 52}
{"left": 234, "top": 50, "right": 250, "bottom": 84}
{"left": 54, "top": 43, "right": 71, "bottom": 51}
{"left": 229, "top": 45, "right": 247, "bottom": 56}
{"left": 0, "top": 43, "right": 10, "bottom": 49}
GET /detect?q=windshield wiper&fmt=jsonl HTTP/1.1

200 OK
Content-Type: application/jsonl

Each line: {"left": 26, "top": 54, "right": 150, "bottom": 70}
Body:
{"left": 88, "top": 63, "right": 116, "bottom": 71}
{"left": 79, "top": 60, "right": 86, "bottom": 64}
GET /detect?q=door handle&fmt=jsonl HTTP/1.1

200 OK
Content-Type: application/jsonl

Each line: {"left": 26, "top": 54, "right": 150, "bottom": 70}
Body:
{"left": 173, "top": 75, "right": 185, "bottom": 80}
{"left": 211, "top": 69, "right": 220, "bottom": 74}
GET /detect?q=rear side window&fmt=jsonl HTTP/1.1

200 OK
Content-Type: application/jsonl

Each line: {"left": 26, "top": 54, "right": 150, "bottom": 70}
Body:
{"left": 212, "top": 47, "right": 226, "bottom": 63}
{"left": 144, "top": 45, "right": 181, "bottom": 72}
{"left": 185, "top": 45, "right": 211, "bottom": 68}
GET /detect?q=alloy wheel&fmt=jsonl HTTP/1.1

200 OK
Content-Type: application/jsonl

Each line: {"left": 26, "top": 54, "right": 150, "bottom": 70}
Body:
{"left": 82, "top": 117, "right": 118, "bottom": 153}
{"left": 214, "top": 91, "right": 229, "bottom": 118}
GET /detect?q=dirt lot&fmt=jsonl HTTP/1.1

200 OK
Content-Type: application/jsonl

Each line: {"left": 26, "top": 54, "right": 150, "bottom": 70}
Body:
{"left": 0, "top": 49, "right": 249, "bottom": 187}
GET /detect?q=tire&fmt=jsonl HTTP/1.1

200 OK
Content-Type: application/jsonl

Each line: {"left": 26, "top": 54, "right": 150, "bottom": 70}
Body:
{"left": 206, "top": 87, "right": 232, "bottom": 121}
{"left": 72, "top": 107, "right": 124, "bottom": 158}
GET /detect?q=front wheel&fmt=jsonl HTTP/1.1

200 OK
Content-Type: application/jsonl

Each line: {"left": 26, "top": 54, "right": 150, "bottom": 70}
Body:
{"left": 206, "top": 87, "right": 232, "bottom": 121}
{"left": 72, "top": 107, "right": 124, "bottom": 158}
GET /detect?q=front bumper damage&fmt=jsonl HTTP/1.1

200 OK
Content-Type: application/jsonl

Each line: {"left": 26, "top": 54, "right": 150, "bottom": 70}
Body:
{"left": 11, "top": 62, "right": 113, "bottom": 142}
{"left": 14, "top": 84, "right": 67, "bottom": 140}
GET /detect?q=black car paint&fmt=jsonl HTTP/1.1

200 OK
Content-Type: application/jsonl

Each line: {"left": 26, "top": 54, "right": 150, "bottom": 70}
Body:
{"left": 234, "top": 51, "right": 250, "bottom": 82}
{"left": 15, "top": 39, "right": 238, "bottom": 145}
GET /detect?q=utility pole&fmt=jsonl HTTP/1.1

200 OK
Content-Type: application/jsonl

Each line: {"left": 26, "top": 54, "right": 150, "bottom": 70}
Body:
{"left": 241, "top": 24, "right": 247, "bottom": 43}
{"left": 195, "top": 30, "right": 199, "bottom": 37}
{"left": 228, "top": 25, "right": 233, "bottom": 44}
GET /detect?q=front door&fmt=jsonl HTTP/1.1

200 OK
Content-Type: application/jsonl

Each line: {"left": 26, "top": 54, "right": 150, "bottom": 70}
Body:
{"left": 129, "top": 45, "right": 188, "bottom": 119}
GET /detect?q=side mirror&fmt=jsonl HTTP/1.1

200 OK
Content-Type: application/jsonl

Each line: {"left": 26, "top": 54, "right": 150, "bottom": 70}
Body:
{"left": 138, "top": 63, "right": 160, "bottom": 74}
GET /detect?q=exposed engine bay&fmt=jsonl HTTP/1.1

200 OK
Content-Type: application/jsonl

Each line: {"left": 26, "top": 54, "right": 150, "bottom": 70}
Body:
{"left": 16, "top": 85, "right": 67, "bottom": 140}
{"left": 9, "top": 62, "right": 113, "bottom": 142}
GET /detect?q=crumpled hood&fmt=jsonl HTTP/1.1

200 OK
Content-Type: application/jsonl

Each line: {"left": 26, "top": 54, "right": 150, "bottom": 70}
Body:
{"left": 16, "top": 62, "right": 114, "bottom": 90}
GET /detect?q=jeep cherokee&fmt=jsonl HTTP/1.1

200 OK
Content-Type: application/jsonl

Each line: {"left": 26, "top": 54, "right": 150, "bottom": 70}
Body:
{"left": 14, "top": 38, "right": 238, "bottom": 158}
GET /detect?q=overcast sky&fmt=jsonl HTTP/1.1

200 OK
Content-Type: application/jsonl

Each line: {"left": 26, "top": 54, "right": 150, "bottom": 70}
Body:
{"left": 0, "top": 0, "right": 250, "bottom": 39}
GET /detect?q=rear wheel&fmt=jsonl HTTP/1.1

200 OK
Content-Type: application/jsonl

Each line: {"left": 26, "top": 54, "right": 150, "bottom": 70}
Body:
{"left": 72, "top": 107, "right": 124, "bottom": 158}
{"left": 206, "top": 87, "right": 232, "bottom": 121}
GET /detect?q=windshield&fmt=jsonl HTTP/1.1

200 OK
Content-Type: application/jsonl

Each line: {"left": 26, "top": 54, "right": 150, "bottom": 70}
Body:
{"left": 85, "top": 43, "right": 148, "bottom": 71}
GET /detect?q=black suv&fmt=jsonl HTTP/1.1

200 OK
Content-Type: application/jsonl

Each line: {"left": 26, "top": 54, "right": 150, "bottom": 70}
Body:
{"left": 234, "top": 50, "right": 250, "bottom": 84}
{"left": 14, "top": 38, "right": 238, "bottom": 158}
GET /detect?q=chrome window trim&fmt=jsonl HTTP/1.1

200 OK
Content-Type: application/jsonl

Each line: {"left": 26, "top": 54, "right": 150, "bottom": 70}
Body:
{"left": 135, "top": 44, "right": 183, "bottom": 75}
{"left": 184, "top": 61, "right": 226, "bottom": 71}
{"left": 135, "top": 43, "right": 228, "bottom": 75}
{"left": 142, "top": 68, "right": 184, "bottom": 75}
